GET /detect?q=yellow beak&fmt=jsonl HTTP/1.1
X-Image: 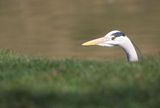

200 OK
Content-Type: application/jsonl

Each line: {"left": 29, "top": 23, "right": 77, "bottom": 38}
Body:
{"left": 82, "top": 37, "right": 105, "bottom": 46}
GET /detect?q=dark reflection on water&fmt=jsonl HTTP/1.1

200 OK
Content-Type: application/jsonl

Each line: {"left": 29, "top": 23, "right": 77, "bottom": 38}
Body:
{"left": 0, "top": 0, "right": 159, "bottom": 60}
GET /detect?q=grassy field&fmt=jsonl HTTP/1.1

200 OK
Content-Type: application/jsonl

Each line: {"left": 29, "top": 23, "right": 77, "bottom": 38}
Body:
{"left": 0, "top": 49, "right": 160, "bottom": 108}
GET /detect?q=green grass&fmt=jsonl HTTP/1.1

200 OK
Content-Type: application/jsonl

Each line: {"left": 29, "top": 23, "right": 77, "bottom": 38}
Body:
{"left": 0, "top": 49, "right": 160, "bottom": 108}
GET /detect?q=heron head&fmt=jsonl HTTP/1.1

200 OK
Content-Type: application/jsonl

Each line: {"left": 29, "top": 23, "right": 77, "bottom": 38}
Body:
{"left": 82, "top": 30, "right": 127, "bottom": 47}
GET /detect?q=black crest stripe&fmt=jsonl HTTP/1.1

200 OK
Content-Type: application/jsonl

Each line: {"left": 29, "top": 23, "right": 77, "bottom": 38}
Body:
{"left": 112, "top": 32, "right": 125, "bottom": 37}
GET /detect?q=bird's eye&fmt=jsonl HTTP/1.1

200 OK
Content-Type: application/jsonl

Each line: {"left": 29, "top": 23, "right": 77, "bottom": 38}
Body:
{"left": 111, "top": 36, "right": 116, "bottom": 40}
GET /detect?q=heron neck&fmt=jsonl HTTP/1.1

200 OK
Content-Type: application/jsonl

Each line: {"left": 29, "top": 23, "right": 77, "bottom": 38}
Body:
{"left": 122, "top": 38, "right": 138, "bottom": 62}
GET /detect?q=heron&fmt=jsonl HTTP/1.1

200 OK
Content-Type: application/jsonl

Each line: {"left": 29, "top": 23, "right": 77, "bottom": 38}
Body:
{"left": 82, "top": 30, "right": 139, "bottom": 62}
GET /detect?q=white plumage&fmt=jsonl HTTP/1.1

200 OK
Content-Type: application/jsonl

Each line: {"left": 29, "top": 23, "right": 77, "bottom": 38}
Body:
{"left": 82, "top": 30, "right": 138, "bottom": 62}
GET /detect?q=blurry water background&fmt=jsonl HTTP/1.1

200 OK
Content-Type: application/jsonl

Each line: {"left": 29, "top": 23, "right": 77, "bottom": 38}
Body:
{"left": 0, "top": 0, "right": 159, "bottom": 60}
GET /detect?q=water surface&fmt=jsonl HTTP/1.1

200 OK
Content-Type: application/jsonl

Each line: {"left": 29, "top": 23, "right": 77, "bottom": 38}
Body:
{"left": 0, "top": 0, "right": 159, "bottom": 60}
